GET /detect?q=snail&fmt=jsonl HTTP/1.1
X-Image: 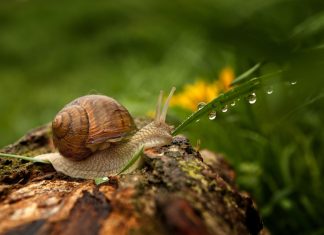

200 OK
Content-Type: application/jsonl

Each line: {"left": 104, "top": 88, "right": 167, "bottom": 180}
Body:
{"left": 35, "top": 87, "right": 176, "bottom": 179}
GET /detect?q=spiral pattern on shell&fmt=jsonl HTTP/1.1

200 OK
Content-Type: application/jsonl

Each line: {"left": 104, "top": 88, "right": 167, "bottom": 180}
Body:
{"left": 52, "top": 95, "right": 136, "bottom": 161}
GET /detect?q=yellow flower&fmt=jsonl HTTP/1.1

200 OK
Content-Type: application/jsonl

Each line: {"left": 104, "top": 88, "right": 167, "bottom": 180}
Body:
{"left": 170, "top": 67, "right": 234, "bottom": 111}
{"left": 218, "top": 66, "right": 234, "bottom": 90}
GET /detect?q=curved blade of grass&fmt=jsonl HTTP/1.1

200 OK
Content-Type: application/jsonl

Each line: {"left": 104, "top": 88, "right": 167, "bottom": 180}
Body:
{"left": 117, "top": 145, "right": 144, "bottom": 175}
{"left": 0, "top": 153, "right": 51, "bottom": 164}
{"left": 172, "top": 78, "right": 261, "bottom": 135}
{"left": 231, "top": 62, "right": 262, "bottom": 86}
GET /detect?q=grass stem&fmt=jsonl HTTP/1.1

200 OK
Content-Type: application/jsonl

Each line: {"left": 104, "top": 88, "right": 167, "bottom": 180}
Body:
{"left": 0, "top": 153, "right": 51, "bottom": 164}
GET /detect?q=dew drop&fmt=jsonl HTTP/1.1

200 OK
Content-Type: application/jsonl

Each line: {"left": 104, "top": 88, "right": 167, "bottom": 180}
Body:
{"left": 197, "top": 102, "right": 206, "bottom": 110}
{"left": 221, "top": 105, "right": 228, "bottom": 112}
{"left": 266, "top": 87, "right": 273, "bottom": 95}
{"left": 230, "top": 101, "right": 236, "bottom": 107}
{"left": 208, "top": 111, "right": 217, "bottom": 120}
{"left": 290, "top": 81, "right": 297, "bottom": 85}
{"left": 247, "top": 93, "right": 257, "bottom": 104}
{"left": 196, "top": 119, "right": 200, "bottom": 123}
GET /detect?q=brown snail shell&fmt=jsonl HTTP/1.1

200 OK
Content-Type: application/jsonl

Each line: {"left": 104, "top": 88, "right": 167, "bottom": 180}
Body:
{"left": 52, "top": 95, "right": 136, "bottom": 161}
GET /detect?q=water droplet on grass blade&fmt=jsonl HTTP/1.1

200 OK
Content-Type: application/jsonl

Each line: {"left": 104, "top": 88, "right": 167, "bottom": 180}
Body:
{"left": 197, "top": 102, "right": 206, "bottom": 110}
{"left": 221, "top": 105, "right": 228, "bottom": 112}
{"left": 196, "top": 119, "right": 200, "bottom": 123}
{"left": 290, "top": 81, "right": 297, "bottom": 85}
{"left": 208, "top": 111, "right": 216, "bottom": 120}
{"left": 248, "top": 93, "right": 257, "bottom": 104}
{"left": 267, "top": 87, "right": 273, "bottom": 95}
{"left": 230, "top": 101, "right": 236, "bottom": 107}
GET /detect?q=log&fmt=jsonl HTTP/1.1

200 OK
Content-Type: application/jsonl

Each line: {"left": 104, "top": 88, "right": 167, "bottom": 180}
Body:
{"left": 0, "top": 123, "right": 265, "bottom": 235}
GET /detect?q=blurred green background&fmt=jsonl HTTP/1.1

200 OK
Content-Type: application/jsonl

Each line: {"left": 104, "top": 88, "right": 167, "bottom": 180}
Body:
{"left": 1, "top": 0, "right": 323, "bottom": 234}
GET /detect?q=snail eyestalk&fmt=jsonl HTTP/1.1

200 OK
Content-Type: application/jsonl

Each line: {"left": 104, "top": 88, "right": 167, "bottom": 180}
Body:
{"left": 0, "top": 153, "right": 51, "bottom": 164}
{"left": 155, "top": 90, "right": 164, "bottom": 124}
{"left": 160, "top": 87, "right": 176, "bottom": 123}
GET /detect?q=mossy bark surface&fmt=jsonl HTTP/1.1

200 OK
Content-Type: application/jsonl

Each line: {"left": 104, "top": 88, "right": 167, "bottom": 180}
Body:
{"left": 0, "top": 124, "right": 265, "bottom": 235}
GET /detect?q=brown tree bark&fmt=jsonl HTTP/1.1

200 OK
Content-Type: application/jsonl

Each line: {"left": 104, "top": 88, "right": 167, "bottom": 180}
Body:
{"left": 0, "top": 123, "right": 265, "bottom": 235}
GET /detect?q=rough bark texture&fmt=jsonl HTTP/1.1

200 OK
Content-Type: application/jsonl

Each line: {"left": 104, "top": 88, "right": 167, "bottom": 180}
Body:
{"left": 0, "top": 123, "right": 265, "bottom": 235}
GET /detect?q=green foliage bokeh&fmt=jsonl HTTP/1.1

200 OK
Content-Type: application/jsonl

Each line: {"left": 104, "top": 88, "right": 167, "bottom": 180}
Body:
{"left": 0, "top": 0, "right": 323, "bottom": 234}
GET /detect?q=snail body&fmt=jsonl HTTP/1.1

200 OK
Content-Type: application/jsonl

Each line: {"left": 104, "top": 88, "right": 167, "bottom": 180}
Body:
{"left": 35, "top": 88, "right": 175, "bottom": 179}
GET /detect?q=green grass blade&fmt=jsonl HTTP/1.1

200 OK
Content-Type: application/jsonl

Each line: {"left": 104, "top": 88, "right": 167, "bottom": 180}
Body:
{"left": 0, "top": 153, "right": 51, "bottom": 164}
{"left": 94, "top": 177, "right": 109, "bottom": 185}
{"left": 231, "top": 62, "right": 262, "bottom": 86}
{"left": 172, "top": 78, "right": 261, "bottom": 135}
{"left": 117, "top": 145, "right": 144, "bottom": 175}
